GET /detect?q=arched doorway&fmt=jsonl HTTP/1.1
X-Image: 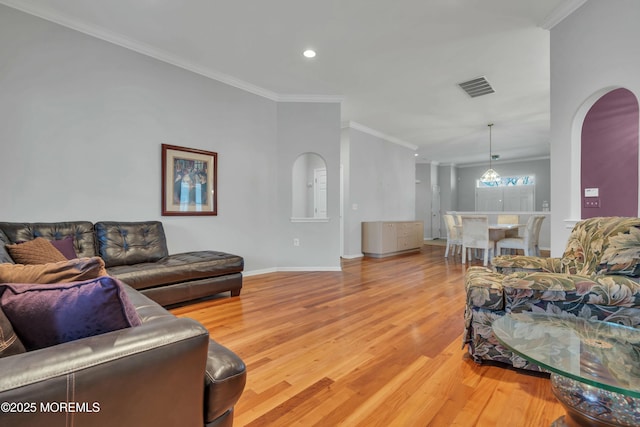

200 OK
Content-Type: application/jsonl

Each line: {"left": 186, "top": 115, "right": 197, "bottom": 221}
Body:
{"left": 581, "top": 88, "right": 639, "bottom": 218}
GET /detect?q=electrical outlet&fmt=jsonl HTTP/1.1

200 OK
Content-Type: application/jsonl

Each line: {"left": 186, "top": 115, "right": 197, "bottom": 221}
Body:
{"left": 293, "top": 238, "right": 300, "bottom": 246}
{"left": 584, "top": 198, "right": 600, "bottom": 208}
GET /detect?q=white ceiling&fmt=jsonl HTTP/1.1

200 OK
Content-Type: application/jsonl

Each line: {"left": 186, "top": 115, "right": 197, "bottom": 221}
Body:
{"left": 1, "top": 0, "right": 586, "bottom": 165}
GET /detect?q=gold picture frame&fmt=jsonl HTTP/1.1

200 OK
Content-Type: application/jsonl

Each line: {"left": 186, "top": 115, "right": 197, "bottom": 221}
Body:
{"left": 162, "top": 144, "right": 217, "bottom": 216}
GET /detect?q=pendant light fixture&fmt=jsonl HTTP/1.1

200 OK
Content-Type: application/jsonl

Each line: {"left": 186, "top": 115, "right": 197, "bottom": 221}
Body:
{"left": 480, "top": 123, "right": 501, "bottom": 184}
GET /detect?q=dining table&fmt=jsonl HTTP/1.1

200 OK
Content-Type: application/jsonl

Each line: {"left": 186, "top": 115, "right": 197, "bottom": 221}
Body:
{"left": 487, "top": 223, "right": 523, "bottom": 241}
{"left": 454, "top": 223, "right": 523, "bottom": 240}
{"left": 454, "top": 222, "right": 524, "bottom": 258}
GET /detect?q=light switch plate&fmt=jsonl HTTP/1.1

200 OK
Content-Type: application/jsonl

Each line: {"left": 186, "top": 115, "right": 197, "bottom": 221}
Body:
{"left": 584, "top": 188, "right": 599, "bottom": 197}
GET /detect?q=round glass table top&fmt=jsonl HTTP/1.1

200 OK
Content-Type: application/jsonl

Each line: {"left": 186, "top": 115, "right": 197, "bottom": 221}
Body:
{"left": 492, "top": 313, "right": 640, "bottom": 398}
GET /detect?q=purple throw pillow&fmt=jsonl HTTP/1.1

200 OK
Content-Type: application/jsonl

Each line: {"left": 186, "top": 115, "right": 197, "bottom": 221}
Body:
{"left": 50, "top": 236, "right": 78, "bottom": 260}
{"left": 0, "top": 276, "right": 142, "bottom": 351}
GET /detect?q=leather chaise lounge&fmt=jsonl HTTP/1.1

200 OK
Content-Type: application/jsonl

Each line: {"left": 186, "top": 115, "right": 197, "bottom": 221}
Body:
{"left": 0, "top": 220, "right": 244, "bottom": 306}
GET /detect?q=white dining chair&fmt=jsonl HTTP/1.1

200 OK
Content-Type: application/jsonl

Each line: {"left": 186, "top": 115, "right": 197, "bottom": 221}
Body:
{"left": 531, "top": 215, "right": 546, "bottom": 256}
{"left": 461, "top": 215, "right": 495, "bottom": 266}
{"left": 497, "top": 214, "right": 520, "bottom": 239}
{"left": 496, "top": 215, "right": 546, "bottom": 256}
{"left": 443, "top": 214, "right": 462, "bottom": 258}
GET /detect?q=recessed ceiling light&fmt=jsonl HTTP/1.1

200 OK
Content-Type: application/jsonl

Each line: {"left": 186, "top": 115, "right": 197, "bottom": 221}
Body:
{"left": 303, "top": 49, "right": 316, "bottom": 58}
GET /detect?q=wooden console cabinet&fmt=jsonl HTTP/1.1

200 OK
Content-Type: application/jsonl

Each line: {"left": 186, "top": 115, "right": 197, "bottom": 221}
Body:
{"left": 361, "top": 221, "right": 424, "bottom": 257}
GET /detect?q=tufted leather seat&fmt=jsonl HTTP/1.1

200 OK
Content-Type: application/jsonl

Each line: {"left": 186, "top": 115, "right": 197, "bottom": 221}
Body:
{"left": 0, "top": 221, "right": 97, "bottom": 258}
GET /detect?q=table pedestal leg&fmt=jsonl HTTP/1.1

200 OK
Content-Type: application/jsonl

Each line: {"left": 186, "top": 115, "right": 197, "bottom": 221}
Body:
{"left": 550, "top": 374, "right": 640, "bottom": 426}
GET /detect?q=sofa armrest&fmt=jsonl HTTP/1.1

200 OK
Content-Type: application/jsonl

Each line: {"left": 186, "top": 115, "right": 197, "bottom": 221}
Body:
{"left": 0, "top": 316, "right": 209, "bottom": 427}
{"left": 464, "top": 266, "right": 505, "bottom": 311}
{"left": 492, "top": 255, "right": 563, "bottom": 274}
{"left": 204, "top": 340, "right": 247, "bottom": 423}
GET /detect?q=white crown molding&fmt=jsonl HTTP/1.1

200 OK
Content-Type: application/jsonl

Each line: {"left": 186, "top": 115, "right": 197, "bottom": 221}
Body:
{"left": 343, "top": 121, "right": 418, "bottom": 150}
{"left": 457, "top": 155, "right": 551, "bottom": 168}
{"left": 539, "top": 0, "right": 588, "bottom": 30}
{"left": 0, "top": 0, "right": 344, "bottom": 104}
{"left": 277, "top": 94, "right": 344, "bottom": 103}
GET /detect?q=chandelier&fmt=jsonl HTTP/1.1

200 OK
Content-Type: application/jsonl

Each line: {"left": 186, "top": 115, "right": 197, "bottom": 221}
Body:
{"left": 480, "top": 123, "right": 500, "bottom": 184}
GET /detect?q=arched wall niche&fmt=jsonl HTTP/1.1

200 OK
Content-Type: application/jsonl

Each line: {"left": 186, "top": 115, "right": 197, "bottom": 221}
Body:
{"left": 291, "top": 152, "right": 328, "bottom": 221}
{"left": 570, "top": 87, "right": 640, "bottom": 220}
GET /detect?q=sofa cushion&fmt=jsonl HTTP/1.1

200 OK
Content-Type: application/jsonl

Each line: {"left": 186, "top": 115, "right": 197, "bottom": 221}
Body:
{"left": 0, "top": 276, "right": 142, "bottom": 350}
{"left": 95, "top": 221, "right": 169, "bottom": 268}
{"left": 0, "top": 307, "right": 26, "bottom": 358}
{"left": 106, "top": 251, "right": 244, "bottom": 291}
{"left": 5, "top": 238, "right": 67, "bottom": 265}
{"left": 492, "top": 255, "right": 563, "bottom": 274}
{"left": 0, "top": 257, "right": 108, "bottom": 284}
{"left": 0, "top": 221, "right": 97, "bottom": 258}
{"left": 503, "top": 272, "right": 640, "bottom": 312}
{"left": 50, "top": 236, "right": 79, "bottom": 260}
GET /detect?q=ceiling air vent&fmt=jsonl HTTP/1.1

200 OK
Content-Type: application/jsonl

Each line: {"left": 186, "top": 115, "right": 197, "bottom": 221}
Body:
{"left": 458, "top": 76, "right": 495, "bottom": 98}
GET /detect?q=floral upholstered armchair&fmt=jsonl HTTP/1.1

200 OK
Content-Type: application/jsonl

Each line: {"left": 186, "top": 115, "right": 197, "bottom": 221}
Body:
{"left": 463, "top": 216, "right": 640, "bottom": 371}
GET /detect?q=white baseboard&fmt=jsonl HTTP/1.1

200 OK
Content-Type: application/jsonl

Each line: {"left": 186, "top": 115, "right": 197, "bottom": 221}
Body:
{"left": 277, "top": 266, "right": 342, "bottom": 272}
{"left": 341, "top": 253, "right": 363, "bottom": 259}
{"left": 243, "top": 266, "right": 342, "bottom": 276}
{"left": 243, "top": 267, "right": 277, "bottom": 277}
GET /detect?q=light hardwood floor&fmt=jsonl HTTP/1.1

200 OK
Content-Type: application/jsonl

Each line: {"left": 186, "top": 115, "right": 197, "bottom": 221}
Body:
{"left": 171, "top": 245, "right": 565, "bottom": 426}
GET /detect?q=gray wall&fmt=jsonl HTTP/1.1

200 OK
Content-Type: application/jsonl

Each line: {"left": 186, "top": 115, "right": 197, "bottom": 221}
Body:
{"left": 415, "top": 163, "right": 432, "bottom": 239}
{"left": 551, "top": 0, "right": 640, "bottom": 255}
{"left": 457, "top": 158, "right": 551, "bottom": 211}
{"left": 0, "top": 5, "right": 341, "bottom": 273}
{"left": 438, "top": 165, "right": 458, "bottom": 217}
{"left": 276, "top": 103, "right": 341, "bottom": 269}
{"left": 341, "top": 126, "right": 416, "bottom": 257}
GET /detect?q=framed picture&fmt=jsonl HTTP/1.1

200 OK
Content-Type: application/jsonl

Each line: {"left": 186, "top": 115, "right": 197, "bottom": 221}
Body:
{"left": 162, "top": 144, "right": 217, "bottom": 216}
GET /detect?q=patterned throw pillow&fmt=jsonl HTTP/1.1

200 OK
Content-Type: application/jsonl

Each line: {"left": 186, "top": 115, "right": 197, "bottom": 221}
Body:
{"left": 0, "top": 257, "right": 108, "bottom": 284}
{"left": 0, "top": 307, "right": 26, "bottom": 358}
{"left": 0, "top": 276, "right": 141, "bottom": 351}
{"left": 562, "top": 217, "right": 640, "bottom": 276}
{"left": 49, "top": 236, "right": 78, "bottom": 260}
{"left": 5, "top": 237, "right": 67, "bottom": 265}
{"left": 599, "top": 225, "right": 640, "bottom": 277}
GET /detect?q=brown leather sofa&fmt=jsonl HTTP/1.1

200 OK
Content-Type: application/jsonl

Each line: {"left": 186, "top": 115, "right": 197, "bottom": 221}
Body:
{"left": 0, "top": 284, "right": 246, "bottom": 427}
{"left": 0, "top": 220, "right": 246, "bottom": 426}
{"left": 0, "top": 221, "right": 244, "bottom": 306}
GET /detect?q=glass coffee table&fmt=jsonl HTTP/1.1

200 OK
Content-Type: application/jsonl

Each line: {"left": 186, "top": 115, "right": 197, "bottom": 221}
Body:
{"left": 492, "top": 313, "right": 640, "bottom": 426}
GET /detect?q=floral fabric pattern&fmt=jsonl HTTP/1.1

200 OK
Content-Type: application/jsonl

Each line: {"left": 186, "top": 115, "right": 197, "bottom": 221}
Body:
{"left": 492, "top": 255, "right": 563, "bottom": 274}
{"left": 464, "top": 267, "right": 504, "bottom": 310}
{"left": 463, "top": 307, "right": 544, "bottom": 371}
{"left": 463, "top": 217, "right": 640, "bottom": 372}
{"left": 562, "top": 216, "right": 640, "bottom": 276}
{"left": 600, "top": 224, "right": 640, "bottom": 276}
